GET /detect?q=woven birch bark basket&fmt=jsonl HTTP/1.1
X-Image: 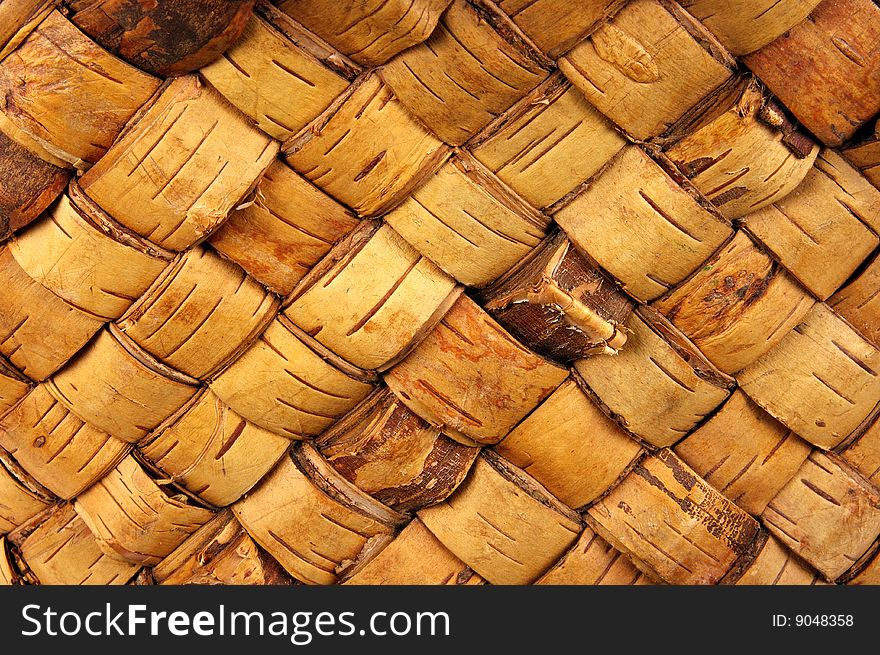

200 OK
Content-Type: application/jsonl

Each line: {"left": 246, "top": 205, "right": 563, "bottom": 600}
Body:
{"left": 0, "top": 0, "right": 879, "bottom": 587}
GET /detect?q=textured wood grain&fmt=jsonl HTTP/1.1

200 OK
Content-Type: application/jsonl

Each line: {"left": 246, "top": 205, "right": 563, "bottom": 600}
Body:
{"left": 10, "top": 193, "right": 169, "bottom": 320}
{"left": 842, "top": 416, "right": 880, "bottom": 489}
{"left": 211, "top": 317, "right": 374, "bottom": 440}
{"left": 741, "top": 150, "right": 880, "bottom": 299}
{"left": 830, "top": 253, "right": 880, "bottom": 348}
{"left": 210, "top": 159, "right": 359, "bottom": 296}
{"left": 385, "top": 154, "right": 546, "bottom": 287}
{"left": 0, "top": 124, "right": 69, "bottom": 242}
{"left": 317, "top": 388, "right": 478, "bottom": 512}
{"left": 200, "top": 13, "right": 349, "bottom": 141}
{"left": 815, "top": 148, "right": 880, "bottom": 234}
{"left": 0, "top": 246, "right": 103, "bottom": 381}
{"left": 0, "top": 11, "right": 160, "bottom": 166}
{"left": 743, "top": 0, "right": 880, "bottom": 147}
{"left": 385, "top": 295, "right": 568, "bottom": 445}
{"left": 139, "top": 389, "right": 290, "bottom": 507}
{"left": 418, "top": 453, "right": 582, "bottom": 584}
{"left": 64, "top": 0, "right": 255, "bottom": 75}
{"left": 674, "top": 390, "right": 811, "bottom": 515}
{"left": 153, "top": 510, "right": 292, "bottom": 585}
{"left": 653, "top": 230, "right": 814, "bottom": 374}
{"left": 276, "top": 0, "right": 451, "bottom": 66}
{"left": 380, "top": 0, "right": 550, "bottom": 145}
{"left": 587, "top": 450, "right": 761, "bottom": 584}
{"left": 556, "top": 146, "right": 732, "bottom": 302}
{"left": 496, "top": 379, "right": 642, "bottom": 508}
{"left": 0, "top": 384, "right": 129, "bottom": 499}
{"left": 285, "top": 223, "right": 460, "bottom": 371}
{"left": 0, "top": 0, "right": 875, "bottom": 591}
{"left": 480, "top": 231, "right": 632, "bottom": 360}
{"left": 0, "top": 0, "right": 58, "bottom": 60}
{"left": 51, "top": 327, "right": 200, "bottom": 443}
{"left": 848, "top": 550, "right": 880, "bottom": 585}
{"left": 738, "top": 303, "right": 880, "bottom": 450}
{"left": 345, "top": 517, "right": 483, "bottom": 585}
{"left": 560, "top": 0, "right": 734, "bottom": 140}
{"left": 18, "top": 503, "right": 139, "bottom": 584}
{"left": 233, "top": 447, "right": 403, "bottom": 585}
{"left": 286, "top": 73, "right": 449, "bottom": 217}
{"left": 0, "top": 105, "right": 67, "bottom": 171}
{"left": 537, "top": 526, "right": 655, "bottom": 585}
{"left": 762, "top": 451, "right": 880, "bottom": 580}
{"left": 843, "top": 121, "right": 880, "bottom": 190}
{"left": 74, "top": 455, "right": 214, "bottom": 565}
{"left": 0, "top": 448, "right": 53, "bottom": 534}
{"left": 665, "top": 79, "right": 818, "bottom": 219}
{"left": 497, "top": 0, "right": 625, "bottom": 58}
{"left": 576, "top": 307, "right": 734, "bottom": 447}
{"left": 0, "top": 356, "right": 30, "bottom": 417}
{"left": 0, "top": 536, "right": 21, "bottom": 584}
{"left": 118, "top": 247, "right": 278, "bottom": 379}
{"left": 471, "top": 73, "right": 626, "bottom": 209}
{"left": 679, "top": 0, "right": 821, "bottom": 55}
{"left": 735, "top": 533, "right": 822, "bottom": 585}
{"left": 80, "top": 75, "right": 278, "bottom": 251}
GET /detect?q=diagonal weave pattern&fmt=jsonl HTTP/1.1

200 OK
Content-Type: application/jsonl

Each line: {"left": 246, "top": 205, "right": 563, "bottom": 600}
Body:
{"left": 1, "top": 0, "right": 879, "bottom": 586}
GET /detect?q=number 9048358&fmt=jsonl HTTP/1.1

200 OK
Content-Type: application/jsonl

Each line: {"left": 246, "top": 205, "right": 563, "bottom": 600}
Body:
{"left": 772, "top": 614, "right": 854, "bottom": 628}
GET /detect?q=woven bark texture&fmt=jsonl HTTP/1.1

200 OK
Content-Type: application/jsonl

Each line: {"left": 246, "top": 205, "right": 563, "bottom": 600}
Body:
{"left": 1, "top": 0, "right": 879, "bottom": 586}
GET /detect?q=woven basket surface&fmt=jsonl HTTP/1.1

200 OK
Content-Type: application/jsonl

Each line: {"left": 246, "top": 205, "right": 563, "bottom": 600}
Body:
{"left": 0, "top": 0, "right": 879, "bottom": 586}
